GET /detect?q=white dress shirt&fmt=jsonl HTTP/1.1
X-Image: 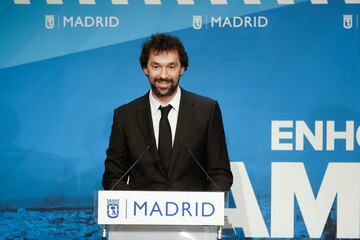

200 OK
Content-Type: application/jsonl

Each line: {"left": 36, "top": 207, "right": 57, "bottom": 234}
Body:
{"left": 149, "top": 86, "right": 181, "bottom": 148}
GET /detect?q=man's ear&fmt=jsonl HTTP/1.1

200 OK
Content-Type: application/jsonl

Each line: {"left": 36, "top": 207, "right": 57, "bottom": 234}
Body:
{"left": 180, "top": 66, "right": 185, "bottom": 76}
{"left": 143, "top": 67, "right": 149, "bottom": 75}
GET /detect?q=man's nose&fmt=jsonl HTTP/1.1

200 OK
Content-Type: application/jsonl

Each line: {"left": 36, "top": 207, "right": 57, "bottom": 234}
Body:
{"left": 160, "top": 68, "right": 168, "bottom": 79}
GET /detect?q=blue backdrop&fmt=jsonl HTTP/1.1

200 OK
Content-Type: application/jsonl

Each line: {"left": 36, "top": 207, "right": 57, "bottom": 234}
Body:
{"left": 0, "top": 0, "right": 359, "bottom": 239}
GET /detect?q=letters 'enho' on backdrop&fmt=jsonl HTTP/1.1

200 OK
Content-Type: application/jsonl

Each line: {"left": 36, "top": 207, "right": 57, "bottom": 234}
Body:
{"left": 0, "top": 0, "right": 359, "bottom": 239}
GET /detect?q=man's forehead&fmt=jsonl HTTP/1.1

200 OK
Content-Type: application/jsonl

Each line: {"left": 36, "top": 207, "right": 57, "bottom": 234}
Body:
{"left": 148, "top": 49, "right": 180, "bottom": 60}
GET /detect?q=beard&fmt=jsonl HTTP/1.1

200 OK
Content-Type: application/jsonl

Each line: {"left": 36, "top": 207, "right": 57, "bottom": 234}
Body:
{"left": 150, "top": 77, "right": 179, "bottom": 98}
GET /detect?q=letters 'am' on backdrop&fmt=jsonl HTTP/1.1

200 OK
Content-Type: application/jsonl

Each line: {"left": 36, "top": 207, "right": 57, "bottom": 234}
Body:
{"left": 0, "top": 0, "right": 359, "bottom": 239}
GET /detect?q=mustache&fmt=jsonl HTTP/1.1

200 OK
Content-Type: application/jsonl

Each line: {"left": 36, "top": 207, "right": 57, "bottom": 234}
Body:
{"left": 155, "top": 78, "right": 172, "bottom": 83}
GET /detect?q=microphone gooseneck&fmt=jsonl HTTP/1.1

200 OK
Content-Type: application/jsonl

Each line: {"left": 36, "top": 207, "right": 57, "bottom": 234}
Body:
{"left": 110, "top": 143, "right": 153, "bottom": 191}
{"left": 184, "top": 142, "right": 219, "bottom": 191}
{"left": 103, "top": 144, "right": 153, "bottom": 240}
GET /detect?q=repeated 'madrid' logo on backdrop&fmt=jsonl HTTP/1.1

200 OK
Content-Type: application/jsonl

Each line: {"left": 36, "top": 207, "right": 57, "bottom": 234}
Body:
{"left": 193, "top": 16, "right": 202, "bottom": 30}
{"left": 106, "top": 199, "right": 119, "bottom": 218}
{"left": 343, "top": 15, "right": 353, "bottom": 29}
{"left": 45, "top": 15, "right": 119, "bottom": 29}
{"left": 45, "top": 15, "right": 55, "bottom": 29}
{"left": 193, "top": 15, "right": 268, "bottom": 30}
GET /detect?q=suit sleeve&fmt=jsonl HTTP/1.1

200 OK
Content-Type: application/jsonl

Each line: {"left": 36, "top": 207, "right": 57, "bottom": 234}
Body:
{"left": 205, "top": 101, "right": 233, "bottom": 192}
{"left": 102, "top": 109, "right": 131, "bottom": 190}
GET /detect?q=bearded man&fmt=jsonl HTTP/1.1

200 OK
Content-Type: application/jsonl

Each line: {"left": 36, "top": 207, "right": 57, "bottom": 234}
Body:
{"left": 102, "top": 33, "right": 233, "bottom": 192}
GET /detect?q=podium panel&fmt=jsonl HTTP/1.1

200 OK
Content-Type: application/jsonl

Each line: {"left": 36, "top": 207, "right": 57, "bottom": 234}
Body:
{"left": 108, "top": 225, "right": 217, "bottom": 240}
{"left": 98, "top": 190, "right": 224, "bottom": 225}
{"left": 97, "top": 191, "right": 232, "bottom": 239}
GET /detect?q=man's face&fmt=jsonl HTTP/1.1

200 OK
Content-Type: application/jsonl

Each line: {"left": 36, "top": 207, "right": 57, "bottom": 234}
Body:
{"left": 143, "top": 50, "right": 185, "bottom": 99}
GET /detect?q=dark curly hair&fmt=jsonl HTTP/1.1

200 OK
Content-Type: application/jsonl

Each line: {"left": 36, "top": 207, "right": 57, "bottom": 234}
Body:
{"left": 139, "top": 33, "right": 188, "bottom": 71}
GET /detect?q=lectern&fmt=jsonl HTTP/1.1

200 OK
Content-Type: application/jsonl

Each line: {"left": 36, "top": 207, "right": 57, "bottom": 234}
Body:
{"left": 96, "top": 190, "right": 233, "bottom": 239}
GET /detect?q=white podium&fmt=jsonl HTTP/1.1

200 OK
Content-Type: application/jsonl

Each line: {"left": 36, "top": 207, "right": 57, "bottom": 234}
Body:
{"left": 108, "top": 225, "right": 217, "bottom": 239}
{"left": 96, "top": 190, "right": 232, "bottom": 239}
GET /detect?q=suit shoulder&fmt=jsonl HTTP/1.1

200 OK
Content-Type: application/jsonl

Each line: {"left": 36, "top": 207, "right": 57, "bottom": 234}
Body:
{"left": 182, "top": 89, "right": 217, "bottom": 106}
{"left": 114, "top": 94, "right": 147, "bottom": 114}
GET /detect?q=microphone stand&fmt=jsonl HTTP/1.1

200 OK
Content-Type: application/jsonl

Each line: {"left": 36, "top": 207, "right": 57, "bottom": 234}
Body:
{"left": 184, "top": 142, "right": 223, "bottom": 240}
{"left": 217, "top": 225, "right": 223, "bottom": 240}
{"left": 102, "top": 224, "right": 107, "bottom": 240}
{"left": 101, "top": 144, "right": 153, "bottom": 240}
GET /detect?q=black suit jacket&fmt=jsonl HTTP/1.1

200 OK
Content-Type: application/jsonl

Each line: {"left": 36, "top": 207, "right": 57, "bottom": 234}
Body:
{"left": 102, "top": 89, "right": 233, "bottom": 191}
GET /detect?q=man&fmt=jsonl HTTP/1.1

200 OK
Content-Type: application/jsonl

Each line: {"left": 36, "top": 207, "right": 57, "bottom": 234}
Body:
{"left": 102, "top": 33, "right": 232, "bottom": 192}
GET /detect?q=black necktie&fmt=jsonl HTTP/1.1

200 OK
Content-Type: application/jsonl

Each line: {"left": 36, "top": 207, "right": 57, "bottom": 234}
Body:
{"left": 158, "top": 105, "right": 172, "bottom": 173}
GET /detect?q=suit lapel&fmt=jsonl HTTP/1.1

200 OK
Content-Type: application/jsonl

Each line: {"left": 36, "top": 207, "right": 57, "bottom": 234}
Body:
{"left": 135, "top": 93, "right": 167, "bottom": 176}
{"left": 167, "top": 90, "right": 195, "bottom": 178}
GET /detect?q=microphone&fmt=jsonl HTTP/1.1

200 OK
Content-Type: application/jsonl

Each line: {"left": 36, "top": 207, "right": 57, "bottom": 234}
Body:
{"left": 184, "top": 142, "right": 219, "bottom": 191}
{"left": 110, "top": 143, "right": 154, "bottom": 191}
{"left": 102, "top": 144, "right": 154, "bottom": 240}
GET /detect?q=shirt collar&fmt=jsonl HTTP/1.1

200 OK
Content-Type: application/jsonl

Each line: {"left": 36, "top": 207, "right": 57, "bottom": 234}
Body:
{"left": 149, "top": 86, "right": 181, "bottom": 115}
